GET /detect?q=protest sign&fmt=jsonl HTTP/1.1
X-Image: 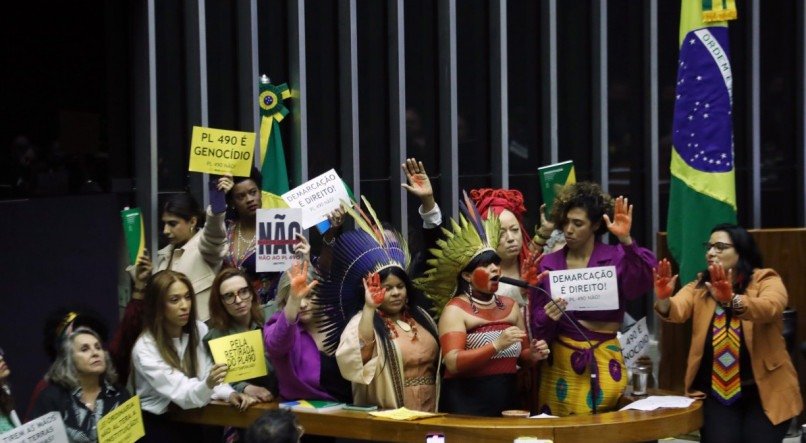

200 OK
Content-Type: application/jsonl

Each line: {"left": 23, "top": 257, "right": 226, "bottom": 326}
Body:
{"left": 255, "top": 208, "right": 302, "bottom": 272}
{"left": 281, "top": 169, "right": 350, "bottom": 228}
{"left": 619, "top": 317, "right": 650, "bottom": 369}
{"left": 0, "top": 412, "right": 68, "bottom": 443}
{"left": 208, "top": 330, "right": 268, "bottom": 383}
{"left": 548, "top": 265, "right": 619, "bottom": 311}
{"left": 97, "top": 396, "right": 145, "bottom": 443}
{"left": 188, "top": 126, "right": 256, "bottom": 177}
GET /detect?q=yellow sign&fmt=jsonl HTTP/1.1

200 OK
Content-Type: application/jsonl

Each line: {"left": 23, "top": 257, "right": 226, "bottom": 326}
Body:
{"left": 208, "top": 329, "right": 268, "bottom": 383}
{"left": 97, "top": 396, "right": 145, "bottom": 443}
{"left": 188, "top": 126, "right": 256, "bottom": 177}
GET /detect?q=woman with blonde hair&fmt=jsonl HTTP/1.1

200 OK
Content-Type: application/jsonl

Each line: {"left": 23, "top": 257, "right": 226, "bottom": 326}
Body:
{"left": 30, "top": 328, "right": 129, "bottom": 442}
{"left": 130, "top": 270, "right": 253, "bottom": 442}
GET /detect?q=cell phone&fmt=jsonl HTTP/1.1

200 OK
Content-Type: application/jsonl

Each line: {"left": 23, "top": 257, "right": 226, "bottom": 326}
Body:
{"left": 425, "top": 432, "right": 445, "bottom": 443}
{"left": 343, "top": 404, "right": 378, "bottom": 411}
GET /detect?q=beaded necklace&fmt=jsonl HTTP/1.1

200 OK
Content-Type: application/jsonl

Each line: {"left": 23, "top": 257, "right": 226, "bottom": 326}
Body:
{"left": 379, "top": 310, "right": 418, "bottom": 341}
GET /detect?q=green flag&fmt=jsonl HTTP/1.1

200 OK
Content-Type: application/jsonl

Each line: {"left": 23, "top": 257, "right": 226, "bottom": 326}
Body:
{"left": 258, "top": 78, "right": 292, "bottom": 208}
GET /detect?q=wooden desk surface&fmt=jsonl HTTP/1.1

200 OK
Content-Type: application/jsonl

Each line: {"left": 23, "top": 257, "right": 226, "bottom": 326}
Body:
{"left": 168, "top": 395, "right": 702, "bottom": 442}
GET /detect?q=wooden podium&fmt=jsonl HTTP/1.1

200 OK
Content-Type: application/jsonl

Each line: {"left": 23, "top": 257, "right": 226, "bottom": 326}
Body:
{"left": 168, "top": 393, "right": 702, "bottom": 442}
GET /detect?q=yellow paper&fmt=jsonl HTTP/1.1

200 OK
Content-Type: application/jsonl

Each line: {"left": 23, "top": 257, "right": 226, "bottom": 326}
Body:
{"left": 188, "top": 126, "right": 256, "bottom": 177}
{"left": 208, "top": 330, "right": 268, "bottom": 383}
{"left": 368, "top": 407, "right": 441, "bottom": 421}
{"left": 97, "top": 395, "right": 145, "bottom": 443}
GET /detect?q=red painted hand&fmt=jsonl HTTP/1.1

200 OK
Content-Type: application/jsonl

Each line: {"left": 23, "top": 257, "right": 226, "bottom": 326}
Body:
{"left": 653, "top": 258, "right": 678, "bottom": 300}
{"left": 363, "top": 272, "right": 386, "bottom": 306}
{"left": 708, "top": 264, "right": 733, "bottom": 303}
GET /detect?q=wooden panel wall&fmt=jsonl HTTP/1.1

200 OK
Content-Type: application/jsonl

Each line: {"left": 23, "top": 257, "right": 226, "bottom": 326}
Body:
{"left": 657, "top": 229, "right": 806, "bottom": 410}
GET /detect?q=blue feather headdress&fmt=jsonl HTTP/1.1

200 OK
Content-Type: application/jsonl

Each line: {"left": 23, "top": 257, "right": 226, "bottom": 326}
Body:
{"left": 316, "top": 196, "right": 410, "bottom": 353}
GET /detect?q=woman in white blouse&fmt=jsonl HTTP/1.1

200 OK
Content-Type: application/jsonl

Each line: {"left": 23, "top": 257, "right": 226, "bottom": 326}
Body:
{"left": 130, "top": 270, "right": 254, "bottom": 442}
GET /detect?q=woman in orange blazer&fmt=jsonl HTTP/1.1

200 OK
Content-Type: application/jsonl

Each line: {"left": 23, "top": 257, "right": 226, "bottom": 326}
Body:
{"left": 654, "top": 223, "right": 802, "bottom": 443}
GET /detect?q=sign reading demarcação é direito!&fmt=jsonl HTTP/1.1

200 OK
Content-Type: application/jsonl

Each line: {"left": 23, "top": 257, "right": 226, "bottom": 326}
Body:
{"left": 281, "top": 169, "right": 351, "bottom": 229}
{"left": 548, "top": 265, "right": 619, "bottom": 311}
{"left": 188, "top": 126, "right": 256, "bottom": 177}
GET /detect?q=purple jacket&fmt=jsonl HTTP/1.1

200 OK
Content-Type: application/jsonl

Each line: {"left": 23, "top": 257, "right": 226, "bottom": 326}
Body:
{"left": 264, "top": 312, "right": 335, "bottom": 401}
{"left": 530, "top": 241, "right": 656, "bottom": 343}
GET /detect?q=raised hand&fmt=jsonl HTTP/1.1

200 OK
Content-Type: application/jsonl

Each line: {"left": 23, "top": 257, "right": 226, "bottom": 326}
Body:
{"left": 520, "top": 251, "right": 547, "bottom": 286}
{"left": 326, "top": 205, "right": 347, "bottom": 230}
{"left": 363, "top": 272, "right": 386, "bottom": 307}
{"left": 602, "top": 196, "right": 633, "bottom": 241}
{"left": 400, "top": 158, "right": 433, "bottom": 201}
{"left": 292, "top": 233, "right": 311, "bottom": 261}
{"left": 288, "top": 260, "right": 318, "bottom": 299}
{"left": 134, "top": 249, "right": 152, "bottom": 286}
{"left": 706, "top": 264, "right": 733, "bottom": 303}
{"left": 653, "top": 258, "right": 678, "bottom": 300}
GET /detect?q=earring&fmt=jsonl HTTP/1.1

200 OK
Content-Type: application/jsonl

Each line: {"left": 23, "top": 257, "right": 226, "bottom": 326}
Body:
{"left": 467, "top": 286, "right": 478, "bottom": 314}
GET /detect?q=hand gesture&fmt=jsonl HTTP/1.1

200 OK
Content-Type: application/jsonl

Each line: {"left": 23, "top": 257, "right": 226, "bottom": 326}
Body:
{"left": 653, "top": 259, "right": 678, "bottom": 300}
{"left": 494, "top": 326, "right": 526, "bottom": 352}
{"left": 134, "top": 250, "right": 152, "bottom": 286}
{"left": 538, "top": 203, "right": 555, "bottom": 235}
{"left": 326, "top": 205, "right": 347, "bottom": 230}
{"left": 288, "top": 260, "right": 318, "bottom": 299}
{"left": 400, "top": 158, "right": 433, "bottom": 200}
{"left": 520, "top": 251, "right": 547, "bottom": 287}
{"left": 205, "top": 363, "right": 228, "bottom": 389}
{"left": 544, "top": 298, "right": 567, "bottom": 321}
{"left": 602, "top": 196, "right": 633, "bottom": 241}
{"left": 363, "top": 272, "right": 386, "bottom": 308}
{"left": 530, "top": 339, "right": 551, "bottom": 362}
{"left": 217, "top": 174, "right": 235, "bottom": 194}
{"left": 243, "top": 385, "right": 274, "bottom": 402}
{"left": 293, "top": 233, "right": 311, "bottom": 261}
{"left": 705, "top": 264, "right": 733, "bottom": 303}
{"left": 228, "top": 392, "right": 256, "bottom": 412}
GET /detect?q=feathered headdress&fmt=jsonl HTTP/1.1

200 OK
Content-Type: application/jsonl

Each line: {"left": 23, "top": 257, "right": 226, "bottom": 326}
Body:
{"left": 413, "top": 191, "right": 500, "bottom": 317}
{"left": 316, "top": 196, "right": 410, "bottom": 353}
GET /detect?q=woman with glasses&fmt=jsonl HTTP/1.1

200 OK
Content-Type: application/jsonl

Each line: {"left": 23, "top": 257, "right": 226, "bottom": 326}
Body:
{"left": 130, "top": 270, "right": 254, "bottom": 442}
{"left": 204, "top": 267, "right": 281, "bottom": 403}
{"left": 0, "top": 348, "right": 21, "bottom": 433}
{"left": 30, "top": 328, "right": 130, "bottom": 442}
{"left": 654, "top": 223, "right": 802, "bottom": 443}
{"left": 530, "top": 182, "right": 656, "bottom": 416}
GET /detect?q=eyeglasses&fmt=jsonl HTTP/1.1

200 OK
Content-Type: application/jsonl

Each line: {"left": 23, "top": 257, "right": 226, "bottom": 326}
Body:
{"left": 221, "top": 287, "right": 253, "bottom": 305}
{"left": 703, "top": 242, "right": 734, "bottom": 252}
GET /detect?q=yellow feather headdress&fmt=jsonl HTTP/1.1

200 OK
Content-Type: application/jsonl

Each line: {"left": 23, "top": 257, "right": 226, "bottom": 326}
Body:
{"left": 413, "top": 191, "right": 500, "bottom": 317}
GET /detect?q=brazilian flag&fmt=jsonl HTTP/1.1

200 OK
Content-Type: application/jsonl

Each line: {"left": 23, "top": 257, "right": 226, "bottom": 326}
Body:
{"left": 667, "top": 0, "right": 738, "bottom": 284}
{"left": 258, "top": 78, "right": 292, "bottom": 208}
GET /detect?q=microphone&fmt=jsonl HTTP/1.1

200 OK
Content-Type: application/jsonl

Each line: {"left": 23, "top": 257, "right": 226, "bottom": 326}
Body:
{"left": 493, "top": 275, "right": 601, "bottom": 414}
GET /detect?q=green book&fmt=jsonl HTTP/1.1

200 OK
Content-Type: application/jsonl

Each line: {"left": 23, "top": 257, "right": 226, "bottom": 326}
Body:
{"left": 120, "top": 207, "right": 145, "bottom": 265}
{"left": 537, "top": 160, "right": 576, "bottom": 218}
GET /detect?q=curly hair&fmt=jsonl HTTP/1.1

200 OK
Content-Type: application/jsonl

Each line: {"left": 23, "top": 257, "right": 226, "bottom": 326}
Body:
{"left": 45, "top": 327, "right": 117, "bottom": 390}
{"left": 550, "top": 182, "right": 614, "bottom": 237}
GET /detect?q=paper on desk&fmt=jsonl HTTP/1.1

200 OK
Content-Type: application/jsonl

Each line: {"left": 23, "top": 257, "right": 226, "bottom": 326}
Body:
{"left": 529, "top": 413, "right": 559, "bottom": 418}
{"left": 369, "top": 407, "right": 443, "bottom": 421}
{"left": 619, "top": 395, "right": 695, "bottom": 411}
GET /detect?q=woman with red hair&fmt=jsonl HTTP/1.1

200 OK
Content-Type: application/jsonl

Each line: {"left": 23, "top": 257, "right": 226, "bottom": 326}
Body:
{"left": 469, "top": 188, "right": 535, "bottom": 307}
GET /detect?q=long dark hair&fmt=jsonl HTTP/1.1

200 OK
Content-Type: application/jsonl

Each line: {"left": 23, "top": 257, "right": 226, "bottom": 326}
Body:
{"left": 142, "top": 270, "right": 201, "bottom": 378}
{"left": 697, "top": 223, "right": 763, "bottom": 294}
{"left": 372, "top": 266, "right": 438, "bottom": 340}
